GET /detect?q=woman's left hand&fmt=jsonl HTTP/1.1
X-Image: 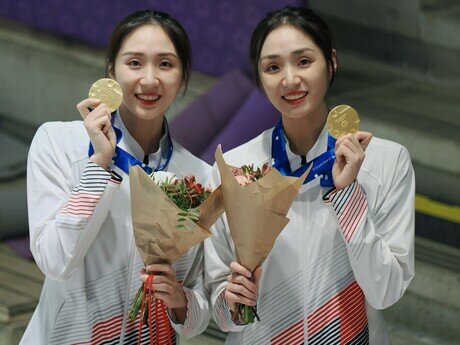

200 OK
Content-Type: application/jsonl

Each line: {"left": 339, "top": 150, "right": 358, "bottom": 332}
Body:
{"left": 332, "top": 131, "right": 373, "bottom": 190}
{"left": 141, "top": 264, "right": 187, "bottom": 309}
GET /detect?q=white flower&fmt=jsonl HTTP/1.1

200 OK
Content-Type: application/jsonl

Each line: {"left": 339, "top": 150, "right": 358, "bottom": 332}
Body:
{"left": 149, "top": 171, "right": 177, "bottom": 185}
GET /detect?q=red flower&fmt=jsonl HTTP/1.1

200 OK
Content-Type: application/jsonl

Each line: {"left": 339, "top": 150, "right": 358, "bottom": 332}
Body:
{"left": 194, "top": 183, "right": 204, "bottom": 194}
{"left": 184, "top": 176, "right": 196, "bottom": 189}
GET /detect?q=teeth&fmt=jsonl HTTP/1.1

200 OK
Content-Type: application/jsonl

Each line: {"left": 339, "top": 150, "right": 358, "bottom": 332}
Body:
{"left": 284, "top": 92, "right": 307, "bottom": 101}
{"left": 137, "top": 94, "right": 160, "bottom": 101}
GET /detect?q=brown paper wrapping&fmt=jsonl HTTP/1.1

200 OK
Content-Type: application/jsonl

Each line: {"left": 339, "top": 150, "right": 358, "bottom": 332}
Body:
{"left": 129, "top": 166, "right": 224, "bottom": 266}
{"left": 215, "top": 146, "right": 310, "bottom": 272}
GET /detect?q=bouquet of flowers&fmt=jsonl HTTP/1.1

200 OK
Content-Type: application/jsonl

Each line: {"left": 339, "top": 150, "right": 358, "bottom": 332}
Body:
{"left": 154, "top": 171, "right": 212, "bottom": 231}
{"left": 128, "top": 166, "right": 223, "bottom": 340}
{"left": 215, "top": 146, "right": 310, "bottom": 324}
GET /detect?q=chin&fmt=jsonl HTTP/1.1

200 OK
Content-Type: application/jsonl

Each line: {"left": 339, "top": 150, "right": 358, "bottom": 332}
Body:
{"left": 134, "top": 106, "right": 166, "bottom": 120}
{"left": 281, "top": 106, "right": 309, "bottom": 119}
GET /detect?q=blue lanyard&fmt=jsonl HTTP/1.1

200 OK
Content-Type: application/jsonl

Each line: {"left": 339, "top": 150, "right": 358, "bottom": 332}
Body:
{"left": 88, "top": 113, "right": 173, "bottom": 175}
{"left": 271, "top": 119, "right": 336, "bottom": 187}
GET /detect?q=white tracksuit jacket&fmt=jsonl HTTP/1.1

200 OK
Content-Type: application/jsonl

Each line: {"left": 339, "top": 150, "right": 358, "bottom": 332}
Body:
{"left": 20, "top": 114, "right": 210, "bottom": 345}
{"left": 205, "top": 125, "right": 415, "bottom": 345}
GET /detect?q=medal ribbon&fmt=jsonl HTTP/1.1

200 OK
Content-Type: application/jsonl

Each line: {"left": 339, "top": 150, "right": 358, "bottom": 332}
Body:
{"left": 88, "top": 113, "right": 173, "bottom": 174}
{"left": 271, "top": 119, "right": 336, "bottom": 187}
{"left": 137, "top": 275, "right": 174, "bottom": 345}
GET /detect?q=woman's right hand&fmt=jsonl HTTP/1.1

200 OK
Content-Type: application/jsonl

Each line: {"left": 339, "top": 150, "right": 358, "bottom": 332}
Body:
{"left": 77, "top": 98, "right": 116, "bottom": 169}
{"left": 224, "top": 262, "right": 262, "bottom": 312}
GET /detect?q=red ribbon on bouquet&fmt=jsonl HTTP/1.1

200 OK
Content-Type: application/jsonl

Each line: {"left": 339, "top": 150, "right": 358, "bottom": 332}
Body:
{"left": 137, "top": 275, "right": 174, "bottom": 345}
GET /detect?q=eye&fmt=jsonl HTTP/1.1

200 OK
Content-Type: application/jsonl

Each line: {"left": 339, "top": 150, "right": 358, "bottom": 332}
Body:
{"left": 128, "top": 60, "right": 141, "bottom": 67}
{"left": 299, "top": 58, "right": 311, "bottom": 66}
{"left": 160, "top": 60, "right": 173, "bottom": 68}
{"left": 265, "top": 64, "right": 279, "bottom": 72}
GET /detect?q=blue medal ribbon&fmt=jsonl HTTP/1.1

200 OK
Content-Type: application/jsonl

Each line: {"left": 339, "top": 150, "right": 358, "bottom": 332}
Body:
{"left": 88, "top": 113, "right": 173, "bottom": 175}
{"left": 271, "top": 119, "right": 336, "bottom": 187}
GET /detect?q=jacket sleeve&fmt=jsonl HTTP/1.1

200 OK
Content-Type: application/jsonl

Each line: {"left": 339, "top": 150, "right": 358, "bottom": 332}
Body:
{"left": 204, "top": 166, "right": 249, "bottom": 333}
{"left": 27, "top": 124, "right": 121, "bottom": 281}
{"left": 323, "top": 146, "right": 415, "bottom": 309}
{"left": 167, "top": 243, "right": 210, "bottom": 339}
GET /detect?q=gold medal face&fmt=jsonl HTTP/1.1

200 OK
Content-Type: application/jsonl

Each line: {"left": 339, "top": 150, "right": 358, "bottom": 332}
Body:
{"left": 327, "top": 105, "right": 360, "bottom": 139}
{"left": 88, "top": 78, "right": 123, "bottom": 112}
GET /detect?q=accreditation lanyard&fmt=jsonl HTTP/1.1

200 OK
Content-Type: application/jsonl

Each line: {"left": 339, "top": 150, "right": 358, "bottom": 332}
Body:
{"left": 88, "top": 113, "right": 173, "bottom": 175}
{"left": 271, "top": 119, "right": 336, "bottom": 187}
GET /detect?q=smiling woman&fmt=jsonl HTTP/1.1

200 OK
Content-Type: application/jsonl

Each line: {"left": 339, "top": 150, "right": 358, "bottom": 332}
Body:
{"left": 21, "top": 9, "right": 211, "bottom": 345}
{"left": 115, "top": 25, "right": 182, "bottom": 114}
{"left": 110, "top": 24, "right": 183, "bottom": 155}
{"left": 206, "top": 6, "right": 415, "bottom": 345}
{"left": 258, "top": 26, "right": 332, "bottom": 125}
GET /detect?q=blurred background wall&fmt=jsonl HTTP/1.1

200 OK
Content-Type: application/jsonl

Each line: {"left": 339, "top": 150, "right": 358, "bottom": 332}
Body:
{"left": 0, "top": 0, "right": 458, "bottom": 344}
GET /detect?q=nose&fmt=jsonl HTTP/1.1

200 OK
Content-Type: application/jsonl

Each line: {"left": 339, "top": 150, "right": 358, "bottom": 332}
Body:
{"left": 140, "top": 66, "right": 160, "bottom": 87}
{"left": 282, "top": 65, "right": 300, "bottom": 89}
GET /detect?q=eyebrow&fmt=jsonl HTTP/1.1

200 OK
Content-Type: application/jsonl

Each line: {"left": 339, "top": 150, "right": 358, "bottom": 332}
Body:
{"left": 260, "top": 47, "right": 315, "bottom": 61}
{"left": 121, "top": 51, "right": 178, "bottom": 58}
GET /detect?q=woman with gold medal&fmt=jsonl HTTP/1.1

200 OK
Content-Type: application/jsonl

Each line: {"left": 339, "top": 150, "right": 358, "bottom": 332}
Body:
{"left": 205, "top": 6, "right": 415, "bottom": 345}
{"left": 21, "top": 10, "right": 210, "bottom": 345}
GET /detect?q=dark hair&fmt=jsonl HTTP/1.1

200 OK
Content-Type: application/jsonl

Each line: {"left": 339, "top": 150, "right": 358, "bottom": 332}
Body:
{"left": 250, "top": 6, "right": 336, "bottom": 91}
{"left": 106, "top": 9, "right": 192, "bottom": 89}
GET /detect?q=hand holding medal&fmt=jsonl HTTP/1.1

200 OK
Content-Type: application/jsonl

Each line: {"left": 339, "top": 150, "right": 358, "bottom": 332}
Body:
{"left": 327, "top": 105, "right": 373, "bottom": 190}
{"left": 77, "top": 78, "right": 123, "bottom": 169}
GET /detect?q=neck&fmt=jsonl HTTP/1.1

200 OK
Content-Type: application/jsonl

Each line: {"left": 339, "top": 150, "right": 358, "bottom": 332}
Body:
{"left": 119, "top": 105, "right": 165, "bottom": 155}
{"left": 281, "top": 102, "right": 328, "bottom": 156}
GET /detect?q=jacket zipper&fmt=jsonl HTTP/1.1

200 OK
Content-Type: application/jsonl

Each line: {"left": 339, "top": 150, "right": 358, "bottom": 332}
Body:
{"left": 301, "top": 187, "right": 309, "bottom": 344}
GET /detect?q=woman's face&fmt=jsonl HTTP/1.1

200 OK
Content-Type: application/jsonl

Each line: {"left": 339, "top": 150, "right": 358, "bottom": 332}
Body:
{"left": 259, "top": 24, "right": 334, "bottom": 120}
{"left": 112, "top": 24, "right": 182, "bottom": 121}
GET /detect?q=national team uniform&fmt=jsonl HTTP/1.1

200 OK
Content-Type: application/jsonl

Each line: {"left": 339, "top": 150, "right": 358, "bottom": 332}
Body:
{"left": 21, "top": 114, "right": 210, "bottom": 344}
{"left": 205, "top": 125, "right": 415, "bottom": 345}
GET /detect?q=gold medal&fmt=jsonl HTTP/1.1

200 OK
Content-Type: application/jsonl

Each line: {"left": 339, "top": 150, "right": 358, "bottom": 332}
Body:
{"left": 88, "top": 78, "right": 123, "bottom": 112}
{"left": 327, "top": 105, "right": 360, "bottom": 139}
